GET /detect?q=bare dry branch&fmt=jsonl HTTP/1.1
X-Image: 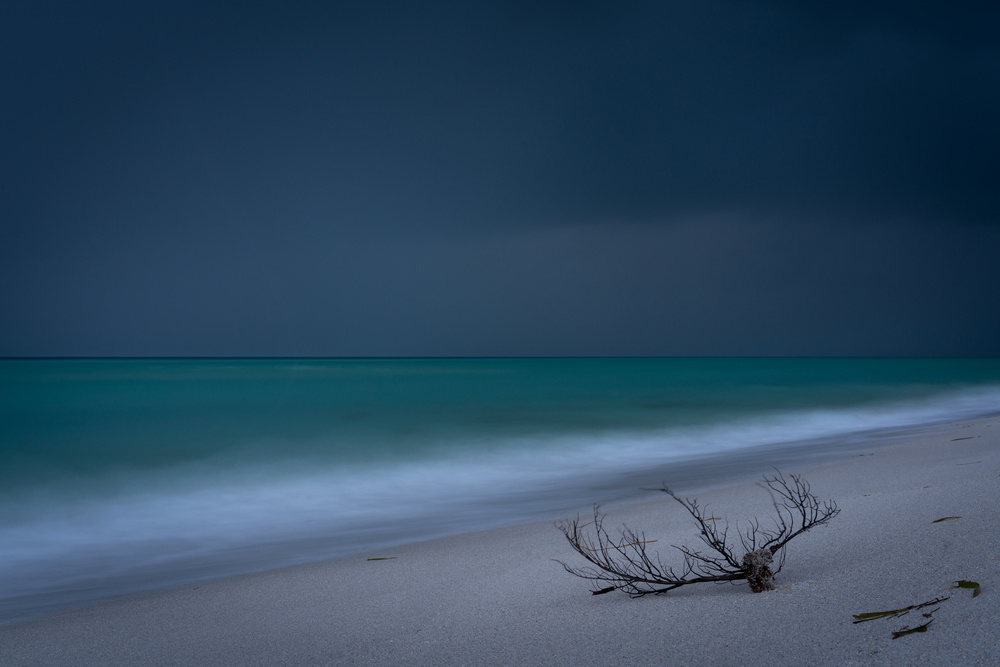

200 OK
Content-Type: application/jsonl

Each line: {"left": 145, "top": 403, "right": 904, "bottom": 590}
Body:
{"left": 556, "top": 471, "right": 839, "bottom": 596}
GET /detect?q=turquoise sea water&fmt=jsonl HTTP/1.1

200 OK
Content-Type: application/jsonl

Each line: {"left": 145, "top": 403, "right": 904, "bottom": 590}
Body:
{"left": 2, "top": 357, "right": 999, "bottom": 624}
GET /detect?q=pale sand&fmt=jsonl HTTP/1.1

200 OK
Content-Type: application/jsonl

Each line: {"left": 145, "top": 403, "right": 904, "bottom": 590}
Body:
{"left": 1, "top": 417, "right": 997, "bottom": 666}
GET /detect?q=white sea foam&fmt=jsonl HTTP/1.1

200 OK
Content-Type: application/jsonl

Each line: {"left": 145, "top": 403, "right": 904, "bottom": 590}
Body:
{"left": 1, "top": 383, "right": 998, "bottom": 624}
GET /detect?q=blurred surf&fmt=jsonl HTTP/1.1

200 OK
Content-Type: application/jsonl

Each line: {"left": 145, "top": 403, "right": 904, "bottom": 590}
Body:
{"left": 2, "top": 357, "right": 998, "bottom": 624}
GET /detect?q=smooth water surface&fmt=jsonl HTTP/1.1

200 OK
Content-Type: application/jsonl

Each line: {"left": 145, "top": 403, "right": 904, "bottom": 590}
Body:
{"left": 2, "top": 357, "right": 999, "bottom": 624}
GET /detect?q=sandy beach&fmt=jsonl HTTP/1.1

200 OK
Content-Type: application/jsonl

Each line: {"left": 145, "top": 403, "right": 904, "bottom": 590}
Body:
{"left": 1, "top": 415, "right": 997, "bottom": 666}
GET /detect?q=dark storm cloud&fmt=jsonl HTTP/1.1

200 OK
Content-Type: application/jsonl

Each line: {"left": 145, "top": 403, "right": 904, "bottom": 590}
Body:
{"left": 5, "top": 216, "right": 997, "bottom": 356}
{"left": 1, "top": 1, "right": 998, "bottom": 356}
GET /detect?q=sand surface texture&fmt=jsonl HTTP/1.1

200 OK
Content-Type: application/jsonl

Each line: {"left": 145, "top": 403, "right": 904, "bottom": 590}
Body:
{"left": 1, "top": 417, "right": 997, "bottom": 666}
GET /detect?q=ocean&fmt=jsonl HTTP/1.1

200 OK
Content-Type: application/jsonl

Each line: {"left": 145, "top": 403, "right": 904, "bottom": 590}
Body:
{"left": 2, "top": 357, "right": 999, "bottom": 624}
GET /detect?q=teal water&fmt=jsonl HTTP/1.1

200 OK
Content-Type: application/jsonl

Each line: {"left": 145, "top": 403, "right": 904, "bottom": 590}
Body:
{"left": 2, "top": 357, "right": 999, "bottom": 623}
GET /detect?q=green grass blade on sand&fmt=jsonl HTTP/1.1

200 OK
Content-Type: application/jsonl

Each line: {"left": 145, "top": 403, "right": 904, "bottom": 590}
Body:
{"left": 852, "top": 596, "right": 949, "bottom": 623}
{"left": 892, "top": 619, "right": 933, "bottom": 639}
{"left": 952, "top": 580, "right": 981, "bottom": 597}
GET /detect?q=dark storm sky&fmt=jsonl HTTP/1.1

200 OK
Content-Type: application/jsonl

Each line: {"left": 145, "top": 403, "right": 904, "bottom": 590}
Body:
{"left": 2, "top": 1, "right": 999, "bottom": 356}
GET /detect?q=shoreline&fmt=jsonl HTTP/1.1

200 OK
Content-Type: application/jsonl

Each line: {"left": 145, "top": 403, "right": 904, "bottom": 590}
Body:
{"left": 2, "top": 415, "right": 998, "bottom": 664}
{"left": 2, "top": 412, "right": 980, "bottom": 628}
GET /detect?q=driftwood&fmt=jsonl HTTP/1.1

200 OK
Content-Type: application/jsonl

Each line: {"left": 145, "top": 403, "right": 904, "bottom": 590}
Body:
{"left": 557, "top": 471, "right": 839, "bottom": 596}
